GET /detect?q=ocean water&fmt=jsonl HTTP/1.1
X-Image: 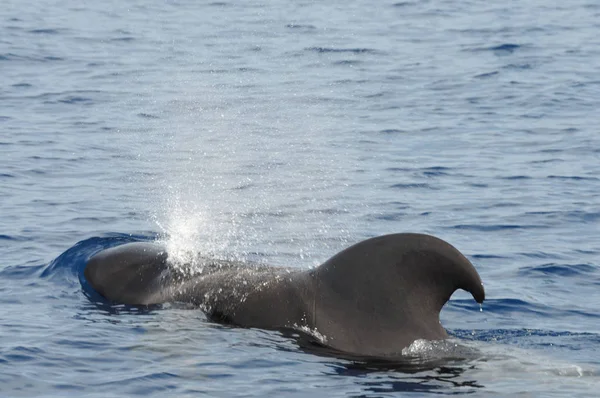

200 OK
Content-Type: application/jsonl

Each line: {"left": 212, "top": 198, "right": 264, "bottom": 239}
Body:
{"left": 1, "top": 0, "right": 599, "bottom": 396}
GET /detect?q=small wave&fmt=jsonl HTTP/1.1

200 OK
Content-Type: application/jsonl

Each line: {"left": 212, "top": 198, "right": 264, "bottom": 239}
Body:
{"left": 57, "top": 96, "right": 94, "bottom": 104}
{"left": 519, "top": 263, "right": 597, "bottom": 277}
{"left": 0, "top": 234, "right": 26, "bottom": 241}
{"left": 489, "top": 43, "right": 521, "bottom": 52}
{"left": 137, "top": 112, "right": 160, "bottom": 119}
{"left": 379, "top": 128, "right": 406, "bottom": 134}
{"left": 374, "top": 212, "right": 407, "bottom": 222}
{"left": 0, "top": 263, "right": 47, "bottom": 280}
{"left": 40, "top": 234, "right": 155, "bottom": 285}
{"left": 28, "top": 28, "right": 62, "bottom": 35}
{"left": 333, "top": 59, "right": 362, "bottom": 66}
{"left": 471, "top": 254, "right": 508, "bottom": 260}
{"left": 468, "top": 43, "right": 521, "bottom": 54}
{"left": 547, "top": 175, "right": 599, "bottom": 181}
{"left": 110, "top": 36, "right": 135, "bottom": 42}
{"left": 518, "top": 251, "right": 564, "bottom": 259}
{"left": 306, "top": 47, "right": 378, "bottom": 54}
{"left": 423, "top": 167, "right": 451, "bottom": 177}
{"left": 286, "top": 23, "right": 316, "bottom": 30}
{"left": 504, "top": 63, "right": 532, "bottom": 70}
{"left": 477, "top": 298, "right": 548, "bottom": 316}
{"left": 500, "top": 175, "right": 531, "bottom": 180}
{"left": 474, "top": 71, "right": 499, "bottom": 79}
{"left": 451, "top": 224, "right": 531, "bottom": 232}
{"left": 0, "top": 53, "right": 19, "bottom": 61}
{"left": 390, "top": 183, "right": 434, "bottom": 189}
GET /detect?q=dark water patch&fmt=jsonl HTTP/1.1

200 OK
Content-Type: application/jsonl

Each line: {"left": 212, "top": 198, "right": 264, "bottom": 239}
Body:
{"left": 539, "top": 148, "right": 562, "bottom": 154}
{"left": 530, "top": 158, "right": 563, "bottom": 164}
{"left": 11, "top": 83, "right": 32, "bottom": 88}
{"left": 56, "top": 96, "right": 94, "bottom": 105}
{"left": 236, "top": 67, "right": 260, "bottom": 73}
{"left": 501, "top": 175, "right": 531, "bottom": 180}
{"left": 332, "top": 78, "right": 368, "bottom": 85}
{"left": 474, "top": 71, "right": 499, "bottom": 79}
{"left": 488, "top": 43, "right": 521, "bottom": 52}
{"left": 380, "top": 129, "right": 406, "bottom": 134}
{"left": 110, "top": 36, "right": 135, "bottom": 42}
{"left": 363, "top": 91, "right": 387, "bottom": 98}
{"left": 374, "top": 212, "right": 407, "bottom": 221}
{"left": 568, "top": 210, "right": 600, "bottom": 223}
{"left": 548, "top": 175, "right": 599, "bottom": 181}
{"left": 384, "top": 201, "right": 410, "bottom": 208}
{"left": 0, "top": 116, "right": 11, "bottom": 122}
{"left": 306, "top": 47, "right": 379, "bottom": 54}
{"left": 518, "top": 251, "right": 564, "bottom": 260}
{"left": 333, "top": 60, "right": 363, "bottom": 66}
{"left": 422, "top": 166, "right": 451, "bottom": 177}
{"left": 451, "top": 224, "right": 531, "bottom": 232}
{"left": 475, "top": 298, "right": 548, "bottom": 316}
{"left": 562, "top": 127, "right": 579, "bottom": 133}
{"left": 0, "top": 263, "right": 47, "bottom": 280}
{"left": 0, "top": 53, "right": 20, "bottom": 61}
{"left": 137, "top": 113, "right": 160, "bottom": 119}
{"left": 30, "top": 155, "right": 62, "bottom": 161}
{"left": 468, "top": 43, "right": 521, "bottom": 55}
{"left": 519, "top": 263, "right": 596, "bottom": 278}
{"left": 0, "top": 173, "right": 16, "bottom": 178}
{"left": 468, "top": 183, "right": 488, "bottom": 188}
{"left": 390, "top": 183, "right": 434, "bottom": 189}
{"left": 504, "top": 63, "right": 532, "bottom": 70}
{"left": 28, "top": 28, "right": 63, "bottom": 35}
{"left": 232, "top": 182, "right": 254, "bottom": 190}
{"left": 487, "top": 202, "right": 521, "bottom": 209}
{"left": 26, "top": 169, "right": 46, "bottom": 175}
{"left": 28, "top": 90, "right": 103, "bottom": 104}
{"left": 69, "top": 216, "right": 122, "bottom": 224}
{"left": 3, "top": 346, "right": 46, "bottom": 362}
{"left": 471, "top": 254, "right": 509, "bottom": 260}
{"left": 392, "top": 1, "right": 417, "bottom": 6}
{"left": 0, "top": 234, "right": 27, "bottom": 241}
{"left": 286, "top": 24, "right": 316, "bottom": 30}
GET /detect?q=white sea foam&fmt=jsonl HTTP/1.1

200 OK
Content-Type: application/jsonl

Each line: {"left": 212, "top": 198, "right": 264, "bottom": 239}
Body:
{"left": 292, "top": 324, "right": 328, "bottom": 345}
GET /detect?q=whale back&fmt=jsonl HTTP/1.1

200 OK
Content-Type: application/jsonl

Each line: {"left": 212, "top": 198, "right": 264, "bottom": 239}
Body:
{"left": 83, "top": 234, "right": 485, "bottom": 358}
{"left": 310, "top": 233, "right": 484, "bottom": 356}
{"left": 84, "top": 242, "right": 171, "bottom": 305}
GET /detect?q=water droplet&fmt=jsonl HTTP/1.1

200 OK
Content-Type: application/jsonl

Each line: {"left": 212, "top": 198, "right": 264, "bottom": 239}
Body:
{"left": 479, "top": 303, "right": 483, "bottom": 312}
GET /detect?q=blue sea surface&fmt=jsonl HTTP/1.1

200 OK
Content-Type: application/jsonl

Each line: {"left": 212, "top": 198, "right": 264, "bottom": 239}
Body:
{"left": 1, "top": 0, "right": 600, "bottom": 396}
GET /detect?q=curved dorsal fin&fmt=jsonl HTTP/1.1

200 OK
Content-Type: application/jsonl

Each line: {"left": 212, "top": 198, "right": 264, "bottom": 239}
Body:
{"left": 310, "top": 233, "right": 484, "bottom": 355}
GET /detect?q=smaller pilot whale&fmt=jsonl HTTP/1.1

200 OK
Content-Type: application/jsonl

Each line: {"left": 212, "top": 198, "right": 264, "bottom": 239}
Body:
{"left": 85, "top": 233, "right": 485, "bottom": 358}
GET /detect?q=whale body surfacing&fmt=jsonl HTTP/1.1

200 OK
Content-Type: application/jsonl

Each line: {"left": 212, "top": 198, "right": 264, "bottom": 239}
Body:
{"left": 84, "top": 233, "right": 485, "bottom": 358}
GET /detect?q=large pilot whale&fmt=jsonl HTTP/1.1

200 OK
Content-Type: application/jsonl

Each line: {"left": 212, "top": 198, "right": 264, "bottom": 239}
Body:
{"left": 85, "top": 233, "right": 485, "bottom": 358}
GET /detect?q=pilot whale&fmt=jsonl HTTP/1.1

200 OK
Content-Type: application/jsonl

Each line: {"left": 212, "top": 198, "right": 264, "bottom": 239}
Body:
{"left": 85, "top": 233, "right": 485, "bottom": 358}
